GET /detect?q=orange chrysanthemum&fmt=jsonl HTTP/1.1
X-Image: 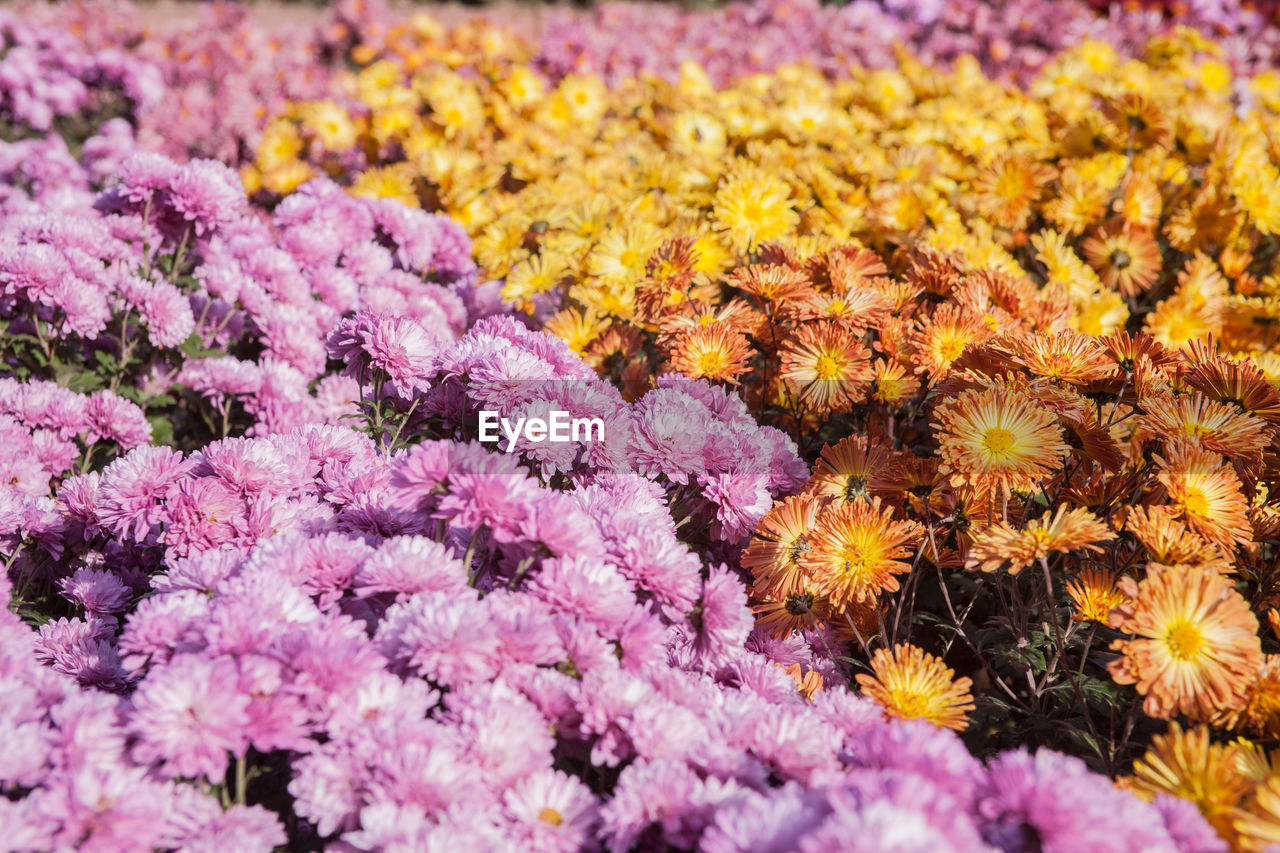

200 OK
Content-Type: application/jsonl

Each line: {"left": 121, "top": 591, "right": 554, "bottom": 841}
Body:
{"left": 1122, "top": 505, "right": 1221, "bottom": 567}
{"left": 728, "top": 263, "right": 812, "bottom": 303}
{"left": 1082, "top": 222, "right": 1163, "bottom": 298}
{"left": 856, "top": 643, "right": 975, "bottom": 731}
{"left": 909, "top": 303, "right": 994, "bottom": 378}
{"left": 1127, "top": 723, "right": 1252, "bottom": 844}
{"left": 972, "top": 152, "right": 1055, "bottom": 231}
{"left": 869, "top": 358, "right": 922, "bottom": 406}
{"left": 965, "top": 506, "right": 1113, "bottom": 575}
{"left": 742, "top": 495, "right": 826, "bottom": 598}
{"left": 1066, "top": 568, "right": 1128, "bottom": 622}
{"left": 800, "top": 498, "right": 923, "bottom": 608}
{"left": 1215, "top": 656, "right": 1280, "bottom": 740}
{"left": 1155, "top": 441, "right": 1253, "bottom": 553}
{"left": 752, "top": 588, "right": 830, "bottom": 638}
{"left": 1008, "top": 330, "right": 1112, "bottom": 385}
{"left": 1236, "top": 774, "right": 1280, "bottom": 853}
{"left": 779, "top": 323, "right": 872, "bottom": 413}
{"left": 1108, "top": 565, "right": 1262, "bottom": 723}
{"left": 667, "top": 324, "right": 753, "bottom": 384}
{"left": 783, "top": 662, "right": 825, "bottom": 701}
{"left": 784, "top": 285, "right": 893, "bottom": 334}
{"left": 1138, "top": 393, "right": 1270, "bottom": 463}
{"left": 935, "top": 384, "right": 1068, "bottom": 499}
{"left": 1099, "top": 330, "right": 1180, "bottom": 376}
{"left": 805, "top": 435, "right": 896, "bottom": 505}
{"left": 1183, "top": 351, "right": 1280, "bottom": 426}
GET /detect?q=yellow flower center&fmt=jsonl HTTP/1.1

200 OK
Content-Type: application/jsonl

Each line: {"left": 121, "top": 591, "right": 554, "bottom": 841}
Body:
{"left": 936, "top": 335, "right": 968, "bottom": 364}
{"left": 697, "top": 349, "right": 728, "bottom": 375}
{"left": 539, "top": 808, "right": 564, "bottom": 826}
{"left": 1165, "top": 621, "right": 1204, "bottom": 661}
{"left": 982, "top": 427, "right": 1017, "bottom": 457}
{"left": 889, "top": 689, "right": 930, "bottom": 718}
{"left": 814, "top": 353, "right": 843, "bottom": 380}
{"left": 742, "top": 201, "right": 764, "bottom": 223}
{"left": 1182, "top": 486, "right": 1210, "bottom": 518}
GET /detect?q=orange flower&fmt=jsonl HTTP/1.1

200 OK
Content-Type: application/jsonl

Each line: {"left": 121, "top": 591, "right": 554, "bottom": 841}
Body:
{"left": 1082, "top": 221, "right": 1162, "bottom": 298}
{"left": 869, "top": 358, "right": 922, "bottom": 406}
{"left": 965, "top": 506, "right": 1113, "bottom": 575}
{"left": 1008, "top": 330, "right": 1112, "bottom": 385}
{"left": 805, "top": 435, "right": 896, "bottom": 505}
{"left": 784, "top": 285, "right": 892, "bottom": 334}
{"left": 1127, "top": 723, "right": 1251, "bottom": 844}
{"left": 742, "top": 495, "right": 826, "bottom": 598}
{"left": 1215, "top": 656, "right": 1280, "bottom": 740}
{"left": 779, "top": 322, "right": 872, "bottom": 413}
{"left": 909, "top": 303, "right": 994, "bottom": 378}
{"left": 1066, "top": 568, "right": 1128, "bottom": 622}
{"left": 1155, "top": 441, "right": 1253, "bottom": 553}
{"left": 935, "top": 383, "right": 1068, "bottom": 499}
{"left": 856, "top": 643, "right": 975, "bottom": 731}
{"left": 728, "top": 263, "right": 811, "bottom": 303}
{"left": 1108, "top": 565, "right": 1262, "bottom": 723}
{"left": 1236, "top": 774, "right": 1280, "bottom": 853}
{"left": 800, "top": 498, "right": 923, "bottom": 608}
{"left": 752, "top": 588, "right": 829, "bottom": 638}
{"left": 1138, "top": 392, "right": 1270, "bottom": 463}
{"left": 1183, "top": 350, "right": 1280, "bottom": 426}
{"left": 1122, "top": 505, "right": 1221, "bottom": 567}
{"left": 666, "top": 324, "right": 753, "bottom": 384}
{"left": 783, "top": 662, "right": 825, "bottom": 700}
{"left": 972, "top": 152, "right": 1055, "bottom": 231}
{"left": 1099, "top": 330, "right": 1180, "bottom": 376}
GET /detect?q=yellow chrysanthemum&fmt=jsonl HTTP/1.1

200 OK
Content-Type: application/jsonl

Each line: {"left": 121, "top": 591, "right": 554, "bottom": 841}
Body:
{"left": 856, "top": 643, "right": 975, "bottom": 731}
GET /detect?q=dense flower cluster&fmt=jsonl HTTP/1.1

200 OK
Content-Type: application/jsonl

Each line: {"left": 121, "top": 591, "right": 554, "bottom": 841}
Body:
{"left": 1, "top": 325, "right": 1224, "bottom": 852}
{"left": 537, "top": 0, "right": 1280, "bottom": 86}
{"left": 2, "top": 129, "right": 477, "bottom": 450}
{"left": 11, "top": 0, "right": 1280, "bottom": 850}
{"left": 0, "top": 9, "right": 163, "bottom": 139}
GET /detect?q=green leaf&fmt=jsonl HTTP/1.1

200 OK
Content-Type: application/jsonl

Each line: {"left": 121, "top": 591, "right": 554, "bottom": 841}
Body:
{"left": 148, "top": 415, "right": 175, "bottom": 448}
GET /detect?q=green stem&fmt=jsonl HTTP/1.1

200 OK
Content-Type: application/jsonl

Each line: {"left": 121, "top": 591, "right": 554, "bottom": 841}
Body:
{"left": 235, "top": 754, "right": 248, "bottom": 806}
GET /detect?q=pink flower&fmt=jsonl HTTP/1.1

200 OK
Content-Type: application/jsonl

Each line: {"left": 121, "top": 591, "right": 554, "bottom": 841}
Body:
{"left": 141, "top": 280, "right": 195, "bottom": 347}
{"left": 166, "top": 159, "right": 245, "bottom": 236}
{"left": 160, "top": 476, "right": 248, "bottom": 558}
{"left": 129, "top": 653, "right": 249, "bottom": 779}
{"left": 681, "top": 565, "right": 754, "bottom": 670}
{"left": 85, "top": 390, "right": 152, "bottom": 449}
{"left": 354, "top": 535, "right": 468, "bottom": 600}
{"left": 504, "top": 768, "right": 600, "bottom": 852}
{"left": 703, "top": 469, "right": 773, "bottom": 543}
{"left": 57, "top": 567, "right": 131, "bottom": 614}
{"left": 96, "top": 445, "right": 191, "bottom": 541}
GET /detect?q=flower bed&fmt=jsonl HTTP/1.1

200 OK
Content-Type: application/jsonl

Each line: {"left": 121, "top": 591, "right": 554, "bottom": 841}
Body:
{"left": 5, "top": 1, "right": 1280, "bottom": 850}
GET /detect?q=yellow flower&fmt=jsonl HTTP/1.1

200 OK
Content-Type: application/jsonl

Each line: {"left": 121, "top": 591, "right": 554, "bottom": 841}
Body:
{"left": 256, "top": 119, "right": 304, "bottom": 172}
{"left": 300, "top": 101, "right": 359, "bottom": 152}
{"left": 544, "top": 306, "right": 609, "bottom": 353}
{"left": 712, "top": 165, "right": 799, "bottom": 252}
{"left": 856, "top": 643, "right": 975, "bottom": 731}
{"left": 502, "top": 254, "right": 571, "bottom": 313}
{"left": 349, "top": 164, "right": 420, "bottom": 208}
